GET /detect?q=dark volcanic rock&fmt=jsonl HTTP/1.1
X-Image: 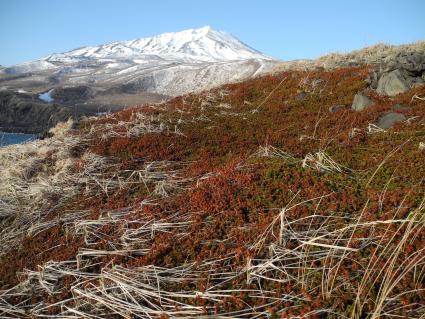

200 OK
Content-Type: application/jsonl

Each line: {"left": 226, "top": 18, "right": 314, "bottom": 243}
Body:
{"left": 329, "top": 105, "right": 346, "bottom": 113}
{"left": 0, "top": 90, "right": 75, "bottom": 133}
{"left": 351, "top": 93, "right": 374, "bottom": 111}
{"left": 375, "top": 112, "right": 407, "bottom": 129}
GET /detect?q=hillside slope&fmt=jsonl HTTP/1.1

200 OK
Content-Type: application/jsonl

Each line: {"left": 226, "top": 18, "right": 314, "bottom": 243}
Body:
{"left": 0, "top": 65, "right": 424, "bottom": 318}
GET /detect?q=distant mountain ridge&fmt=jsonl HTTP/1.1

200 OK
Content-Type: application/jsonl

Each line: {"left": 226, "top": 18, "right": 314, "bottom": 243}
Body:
{"left": 44, "top": 26, "right": 272, "bottom": 63}
{"left": 0, "top": 26, "right": 279, "bottom": 133}
{"left": 0, "top": 26, "right": 278, "bottom": 97}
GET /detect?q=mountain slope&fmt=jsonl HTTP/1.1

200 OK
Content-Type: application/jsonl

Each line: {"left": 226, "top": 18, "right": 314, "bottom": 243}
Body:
{"left": 45, "top": 26, "right": 271, "bottom": 62}
{"left": 1, "top": 64, "right": 424, "bottom": 318}
{"left": 0, "top": 26, "right": 279, "bottom": 99}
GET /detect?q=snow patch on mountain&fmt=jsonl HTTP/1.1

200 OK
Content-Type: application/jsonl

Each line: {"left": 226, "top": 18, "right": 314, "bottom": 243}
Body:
{"left": 1, "top": 27, "right": 280, "bottom": 99}
{"left": 4, "top": 60, "right": 57, "bottom": 74}
{"left": 44, "top": 26, "right": 272, "bottom": 63}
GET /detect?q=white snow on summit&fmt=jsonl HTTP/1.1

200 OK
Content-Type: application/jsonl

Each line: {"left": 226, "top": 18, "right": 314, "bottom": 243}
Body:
{"left": 45, "top": 26, "right": 272, "bottom": 63}
{"left": 1, "top": 27, "right": 280, "bottom": 98}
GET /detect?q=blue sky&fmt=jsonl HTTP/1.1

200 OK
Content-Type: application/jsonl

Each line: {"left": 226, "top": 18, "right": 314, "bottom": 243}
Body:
{"left": 0, "top": 0, "right": 424, "bottom": 66}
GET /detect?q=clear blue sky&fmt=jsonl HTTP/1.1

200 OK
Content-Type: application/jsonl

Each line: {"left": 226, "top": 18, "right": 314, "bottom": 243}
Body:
{"left": 0, "top": 0, "right": 424, "bottom": 66}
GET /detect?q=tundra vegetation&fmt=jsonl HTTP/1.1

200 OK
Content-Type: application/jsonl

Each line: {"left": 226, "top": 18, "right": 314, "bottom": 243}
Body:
{"left": 0, "top": 66, "right": 424, "bottom": 318}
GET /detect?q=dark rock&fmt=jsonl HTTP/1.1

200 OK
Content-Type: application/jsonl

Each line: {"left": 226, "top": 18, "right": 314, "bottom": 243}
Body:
{"left": 351, "top": 93, "right": 374, "bottom": 111}
{"left": 377, "top": 69, "right": 410, "bottom": 96}
{"left": 375, "top": 112, "right": 407, "bottom": 129}
{"left": 51, "top": 86, "right": 94, "bottom": 104}
{"left": 396, "top": 51, "right": 425, "bottom": 74}
{"left": 0, "top": 90, "right": 89, "bottom": 133}
{"left": 365, "top": 71, "right": 379, "bottom": 89}
{"left": 391, "top": 103, "right": 412, "bottom": 112}
{"left": 329, "top": 105, "right": 346, "bottom": 113}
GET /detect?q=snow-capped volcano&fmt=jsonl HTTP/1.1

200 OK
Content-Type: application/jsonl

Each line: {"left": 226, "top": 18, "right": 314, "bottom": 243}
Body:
{"left": 45, "top": 26, "right": 271, "bottom": 63}
{"left": 1, "top": 26, "right": 279, "bottom": 102}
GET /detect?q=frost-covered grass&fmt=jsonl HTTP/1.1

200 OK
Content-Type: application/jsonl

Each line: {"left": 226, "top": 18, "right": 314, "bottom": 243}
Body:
{"left": 1, "top": 67, "right": 425, "bottom": 318}
{"left": 275, "top": 41, "right": 425, "bottom": 71}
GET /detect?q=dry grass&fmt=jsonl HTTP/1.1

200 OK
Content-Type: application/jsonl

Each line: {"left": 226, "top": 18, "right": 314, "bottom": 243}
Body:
{"left": 1, "top": 66, "right": 424, "bottom": 318}
{"left": 275, "top": 41, "right": 425, "bottom": 72}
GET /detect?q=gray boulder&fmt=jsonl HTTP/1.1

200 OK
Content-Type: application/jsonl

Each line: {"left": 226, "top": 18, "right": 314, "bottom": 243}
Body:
{"left": 351, "top": 93, "right": 374, "bottom": 111}
{"left": 376, "top": 69, "right": 410, "bottom": 96}
{"left": 375, "top": 112, "right": 406, "bottom": 129}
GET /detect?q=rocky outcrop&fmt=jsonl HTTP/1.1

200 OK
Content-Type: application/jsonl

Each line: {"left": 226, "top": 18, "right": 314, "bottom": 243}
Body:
{"left": 274, "top": 42, "right": 425, "bottom": 97}
{"left": 375, "top": 51, "right": 425, "bottom": 96}
{"left": 50, "top": 86, "right": 94, "bottom": 104}
{"left": 351, "top": 93, "right": 373, "bottom": 111}
{"left": 384, "top": 51, "right": 425, "bottom": 74}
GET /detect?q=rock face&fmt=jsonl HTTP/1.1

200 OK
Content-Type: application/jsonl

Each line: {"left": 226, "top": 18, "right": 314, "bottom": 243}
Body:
{"left": 375, "top": 112, "right": 407, "bottom": 129}
{"left": 351, "top": 93, "right": 373, "bottom": 111}
{"left": 376, "top": 69, "right": 411, "bottom": 96}
{"left": 376, "top": 51, "right": 425, "bottom": 96}
{"left": 386, "top": 51, "right": 425, "bottom": 74}
{"left": 50, "top": 86, "right": 94, "bottom": 104}
{"left": 0, "top": 90, "right": 100, "bottom": 133}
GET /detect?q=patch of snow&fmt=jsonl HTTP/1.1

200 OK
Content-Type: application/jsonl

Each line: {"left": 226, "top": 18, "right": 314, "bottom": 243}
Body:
{"left": 5, "top": 60, "right": 57, "bottom": 74}
{"left": 38, "top": 89, "right": 55, "bottom": 103}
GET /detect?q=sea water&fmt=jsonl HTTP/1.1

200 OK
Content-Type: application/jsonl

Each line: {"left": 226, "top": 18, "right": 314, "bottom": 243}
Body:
{"left": 0, "top": 132, "right": 36, "bottom": 147}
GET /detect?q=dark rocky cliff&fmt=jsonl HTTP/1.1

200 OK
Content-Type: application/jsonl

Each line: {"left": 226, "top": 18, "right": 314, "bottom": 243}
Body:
{"left": 0, "top": 90, "right": 76, "bottom": 133}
